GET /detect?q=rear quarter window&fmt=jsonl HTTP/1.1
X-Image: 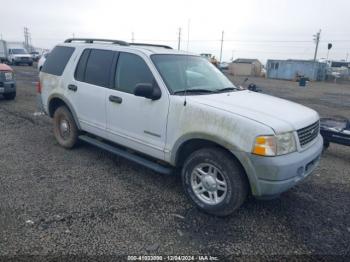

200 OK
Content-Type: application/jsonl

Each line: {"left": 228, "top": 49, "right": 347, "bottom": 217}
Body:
{"left": 42, "top": 46, "right": 75, "bottom": 76}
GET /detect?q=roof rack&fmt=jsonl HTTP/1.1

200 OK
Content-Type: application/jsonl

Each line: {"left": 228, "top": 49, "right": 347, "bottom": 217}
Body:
{"left": 64, "top": 38, "right": 173, "bottom": 49}
{"left": 129, "top": 43, "right": 173, "bottom": 49}
{"left": 64, "top": 38, "right": 129, "bottom": 46}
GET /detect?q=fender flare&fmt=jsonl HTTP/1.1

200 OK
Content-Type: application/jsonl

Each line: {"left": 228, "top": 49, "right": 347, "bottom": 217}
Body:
{"left": 47, "top": 94, "right": 81, "bottom": 130}
{"left": 170, "top": 133, "right": 259, "bottom": 195}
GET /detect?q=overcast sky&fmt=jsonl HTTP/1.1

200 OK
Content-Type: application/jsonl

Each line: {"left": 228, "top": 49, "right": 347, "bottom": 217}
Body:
{"left": 1, "top": 0, "right": 349, "bottom": 63}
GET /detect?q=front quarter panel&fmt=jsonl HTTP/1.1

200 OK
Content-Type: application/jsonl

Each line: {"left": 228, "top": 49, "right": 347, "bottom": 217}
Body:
{"left": 166, "top": 96, "right": 274, "bottom": 164}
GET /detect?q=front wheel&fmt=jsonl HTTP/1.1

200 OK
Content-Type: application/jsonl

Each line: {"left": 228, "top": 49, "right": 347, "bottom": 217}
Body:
{"left": 181, "top": 147, "right": 248, "bottom": 216}
{"left": 53, "top": 106, "right": 78, "bottom": 149}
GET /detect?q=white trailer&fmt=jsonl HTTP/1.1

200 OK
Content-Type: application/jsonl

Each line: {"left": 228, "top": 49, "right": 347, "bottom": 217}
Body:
{"left": 0, "top": 41, "right": 33, "bottom": 66}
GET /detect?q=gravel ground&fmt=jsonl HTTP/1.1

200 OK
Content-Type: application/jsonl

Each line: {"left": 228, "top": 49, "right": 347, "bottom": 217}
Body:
{"left": 0, "top": 66, "right": 349, "bottom": 260}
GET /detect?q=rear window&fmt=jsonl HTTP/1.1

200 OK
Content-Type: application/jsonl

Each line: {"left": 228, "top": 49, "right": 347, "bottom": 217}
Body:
{"left": 75, "top": 49, "right": 115, "bottom": 88}
{"left": 74, "top": 49, "right": 90, "bottom": 82}
{"left": 84, "top": 49, "right": 115, "bottom": 87}
{"left": 42, "top": 46, "right": 75, "bottom": 76}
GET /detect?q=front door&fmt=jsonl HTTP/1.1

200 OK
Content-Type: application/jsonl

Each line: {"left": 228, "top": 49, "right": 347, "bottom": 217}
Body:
{"left": 106, "top": 52, "right": 169, "bottom": 160}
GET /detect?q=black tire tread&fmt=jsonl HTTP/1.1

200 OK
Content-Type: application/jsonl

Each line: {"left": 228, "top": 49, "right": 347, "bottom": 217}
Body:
{"left": 53, "top": 106, "right": 78, "bottom": 149}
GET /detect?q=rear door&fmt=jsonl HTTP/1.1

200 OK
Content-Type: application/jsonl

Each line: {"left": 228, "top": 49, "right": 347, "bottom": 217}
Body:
{"left": 68, "top": 48, "right": 116, "bottom": 138}
{"left": 105, "top": 52, "right": 169, "bottom": 160}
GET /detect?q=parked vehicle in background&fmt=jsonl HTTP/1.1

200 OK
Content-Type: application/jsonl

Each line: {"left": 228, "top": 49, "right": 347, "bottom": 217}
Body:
{"left": 0, "top": 40, "right": 33, "bottom": 66}
{"left": 219, "top": 62, "right": 229, "bottom": 70}
{"left": 0, "top": 63, "right": 16, "bottom": 100}
{"left": 37, "top": 52, "right": 49, "bottom": 71}
{"left": 38, "top": 38, "right": 323, "bottom": 216}
{"left": 30, "top": 51, "right": 41, "bottom": 61}
{"left": 8, "top": 48, "right": 33, "bottom": 66}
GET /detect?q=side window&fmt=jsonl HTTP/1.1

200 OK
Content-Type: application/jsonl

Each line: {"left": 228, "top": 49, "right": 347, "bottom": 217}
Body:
{"left": 115, "top": 53, "right": 154, "bottom": 94}
{"left": 74, "top": 49, "right": 90, "bottom": 82}
{"left": 42, "top": 46, "right": 75, "bottom": 76}
{"left": 84, "top": 49, "right": 115, "bottom": 88}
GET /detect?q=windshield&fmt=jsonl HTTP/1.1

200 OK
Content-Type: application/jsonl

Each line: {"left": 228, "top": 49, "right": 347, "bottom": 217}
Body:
{"left": 151, "top": 54, "right": 235, "bottom": 94}
{"left": 11, "top": 49, "right": 28, "bottom": 55}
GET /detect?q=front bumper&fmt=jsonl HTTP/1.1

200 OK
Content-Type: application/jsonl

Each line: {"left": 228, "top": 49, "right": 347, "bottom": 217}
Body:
{"left": 0, "top": 81, "right": 16, "bottom": 94}
{"left": 234, "top": 134, "right": 323, "bottom": 197}
{"left": 13, "top": 57, "right": 33, "bottom": 64}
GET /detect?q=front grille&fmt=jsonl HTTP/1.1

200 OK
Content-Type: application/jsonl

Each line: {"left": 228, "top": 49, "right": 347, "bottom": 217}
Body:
{"left": 21, "top": 57, "right": 29, "bottom": 61}
{"left": 297, "top": 120, "right": 320, "bottom": 147}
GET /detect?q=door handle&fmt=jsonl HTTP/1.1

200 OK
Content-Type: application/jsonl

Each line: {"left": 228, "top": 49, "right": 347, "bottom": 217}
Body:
{"left": 109, "top": 95, "right": 122, "bottom": 104}
{"left": 68, "top": 84, "right": 78, "bottom": 91}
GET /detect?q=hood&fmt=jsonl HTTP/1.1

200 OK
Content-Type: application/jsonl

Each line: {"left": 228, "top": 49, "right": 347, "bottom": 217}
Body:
{"left": 188, "top": 90, "right": 319, "bottom": 133}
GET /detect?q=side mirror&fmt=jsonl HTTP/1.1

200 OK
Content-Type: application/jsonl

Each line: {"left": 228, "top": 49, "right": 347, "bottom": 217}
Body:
{"left": 134, "top": 83, "right": 161, "bottom": 100}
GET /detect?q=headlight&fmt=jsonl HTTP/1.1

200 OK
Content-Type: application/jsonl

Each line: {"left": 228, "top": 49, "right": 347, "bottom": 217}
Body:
{"left": 252, "top": 132, "right": 296, "bottom": 156}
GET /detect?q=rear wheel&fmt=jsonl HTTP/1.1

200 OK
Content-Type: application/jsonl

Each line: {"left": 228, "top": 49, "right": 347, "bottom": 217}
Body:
{"left": 3, "top": 92, "right": 16, "bottom": 100}
{"left": 181, "top": 147, "right": 248, "bottom": 216}
{"left": 53, "top": 106, "right": 78, "bottom": 149}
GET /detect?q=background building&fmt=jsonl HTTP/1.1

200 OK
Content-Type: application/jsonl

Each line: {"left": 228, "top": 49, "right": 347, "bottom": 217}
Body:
{"left": 229, "top": 58, "right": 262, "bottom": 76}
{"left": 266, "top": 59, "right": 327, "bottom": 81}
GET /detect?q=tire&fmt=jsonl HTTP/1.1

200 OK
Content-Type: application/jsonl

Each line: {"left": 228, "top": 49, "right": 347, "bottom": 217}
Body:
{"left": 3, "top": 92, "right": 16, "bottom": 100}
{"left": 53, "top": 106, "right": 78, "bottom": 149}
{"left": 182, "top": 147, "right": 248, "bottom": 216}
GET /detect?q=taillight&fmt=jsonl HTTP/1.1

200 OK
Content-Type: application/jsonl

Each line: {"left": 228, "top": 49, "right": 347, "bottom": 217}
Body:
{"left": 36, "top": 81, "right": 42, "bottom": 93}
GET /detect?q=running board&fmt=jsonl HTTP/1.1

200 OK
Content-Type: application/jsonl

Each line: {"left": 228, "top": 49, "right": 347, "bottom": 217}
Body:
{"left": 79, "top": 135, "right": 173, "bottom": 175}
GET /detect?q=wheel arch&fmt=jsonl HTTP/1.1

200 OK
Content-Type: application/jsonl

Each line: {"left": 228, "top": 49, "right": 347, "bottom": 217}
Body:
{"left": 48, "top": 94, "right": 81, "bottom": 130}
{"left": 171, "top": 134, "right": 257, "bottom": 195}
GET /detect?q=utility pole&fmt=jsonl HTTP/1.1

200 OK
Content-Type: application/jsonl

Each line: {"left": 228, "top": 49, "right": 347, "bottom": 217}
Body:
{"left": 177, "top": 27, "right": 181, "bottom": 50}
{"left": 131, "top": 32, "right": 134, "bottom": 43}
{"left": 313, "top": 29, "right": 321, "bottom": 62}
{"left": 346, "top": 53, "right": 349, "bottom": 62}
{"left": 24, "top": 27, "right": 29, "bottom": 49}
{"left": 219, "top": 30, "right": 224, "bottom": 63}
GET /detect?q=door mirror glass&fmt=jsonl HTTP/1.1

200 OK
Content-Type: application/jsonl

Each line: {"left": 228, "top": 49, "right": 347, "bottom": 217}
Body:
{"left": 134, "top": 83, "right": 161, "bottom": 100}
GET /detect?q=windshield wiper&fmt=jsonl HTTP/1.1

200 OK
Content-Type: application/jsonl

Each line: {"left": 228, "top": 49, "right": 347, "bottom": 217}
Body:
{"left": 173, "top": 89, "right": 216, "bottom": 95}
{"left": 215, "top": 87, "right": 237, "bottom": 93}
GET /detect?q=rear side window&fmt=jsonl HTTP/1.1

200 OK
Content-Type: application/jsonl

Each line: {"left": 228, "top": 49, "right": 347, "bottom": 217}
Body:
{"left": 84, "top": 49, "right": 115, "bottom": 87}
{"left": 42, "top": 46, "right": 75, "bottom": 76}
{"left": 115, "top": 53, "right": 154, "bottom": 94}
{"left": 74, "top": 49, "right": 90, "bottom": 82}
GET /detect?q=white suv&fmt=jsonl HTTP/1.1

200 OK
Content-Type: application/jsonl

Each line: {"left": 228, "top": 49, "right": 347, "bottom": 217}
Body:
{"left": 38, "top": 38, "right": 323, "bottom": 216}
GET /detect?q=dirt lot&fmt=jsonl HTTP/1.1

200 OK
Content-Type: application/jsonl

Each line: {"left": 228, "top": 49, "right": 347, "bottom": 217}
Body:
{"left": 0, "top": 66, "right": 349, "bottom": 260}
